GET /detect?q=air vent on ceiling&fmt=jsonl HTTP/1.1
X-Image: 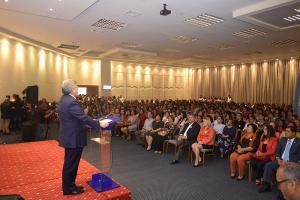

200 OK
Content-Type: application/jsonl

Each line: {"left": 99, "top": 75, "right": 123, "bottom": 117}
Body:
{"left": 81, "top": 51, "right": 102, "bottom": 57}
{"left": 125, "top": 10, "right": 141, "bottom": 17}
{"left": 271, "top": 39, "right": 298, "bottom": 47}
{"left": 57, "top": 44, "right": 79, "bottom": 50}
{"left": 233, "top": 28, "right": 266, "bottom": 38}
{"left": 184, "top": 13, "right": 224, "bottom": 27}
{"left": 120, "top": 42, "right": 141, "bottom": 48}
{"left": 92, "top": 19, "right": 126, "bottom": 31}
{"left": 172, "top": 36, "right": 197, "bottom": 44}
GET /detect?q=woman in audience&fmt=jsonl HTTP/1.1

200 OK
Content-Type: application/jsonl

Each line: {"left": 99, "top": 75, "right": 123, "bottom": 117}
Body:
{"left": 152, "top": 116, "right": 176, "bottom": 154}
{"left": 230, "top": 124, "right": 257, "bottom": 180}
{"left": 250, "top": 124, "right": 278, "bottom": 185}
{"left": 119, "top": 110, "right": 130, "bottom": 139}
{"left": 162, "top": 111, "right": 170, "bottom": 123}
{"left": 191, "top": 117, "right": 215, "bottom": 167}
{"left": 138, "top": 109, "right": 147, "bottom": 130}
{"left": 213, "top": 116, "right": 225, "bottom": 135}
{"left": 217, "top": 119, "right": 236, "bottom": 158}
{"left": 125, "top": 110, "right": 139, "bottom": 140}
{"left": 145, "top": 114, "right": 164, "bottom": 151}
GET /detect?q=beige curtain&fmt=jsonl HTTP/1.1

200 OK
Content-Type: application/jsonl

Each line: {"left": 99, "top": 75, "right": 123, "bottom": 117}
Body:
{"left": 195, "top": 59, "right": 300, "bottom": 104}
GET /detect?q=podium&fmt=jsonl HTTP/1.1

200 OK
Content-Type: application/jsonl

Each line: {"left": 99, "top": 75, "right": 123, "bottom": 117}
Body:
{"left": 87, "top": 117, "right": 120, "bottom": 192}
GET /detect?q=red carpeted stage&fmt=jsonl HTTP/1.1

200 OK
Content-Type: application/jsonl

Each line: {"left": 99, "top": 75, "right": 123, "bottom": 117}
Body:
{"left": 0, "top": 140, "right": 131, "bottom": 200}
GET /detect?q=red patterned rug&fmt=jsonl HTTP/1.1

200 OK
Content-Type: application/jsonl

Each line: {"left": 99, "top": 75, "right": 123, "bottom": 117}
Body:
{"left": 0, "top": 140, "right": 131, "bottom": 200}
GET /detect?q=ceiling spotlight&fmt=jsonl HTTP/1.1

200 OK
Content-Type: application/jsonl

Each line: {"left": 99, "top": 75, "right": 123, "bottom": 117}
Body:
{"left": 49, "top": 8, "right": 53, "bottom": 11}
{"left": 4, "top": 0, "right": 8, "bottom": 2}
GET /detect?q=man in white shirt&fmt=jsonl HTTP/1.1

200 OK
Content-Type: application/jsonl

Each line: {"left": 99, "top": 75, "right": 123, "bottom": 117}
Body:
{"left": 170, "top": 113, "right": 201, "bottom": 164}
{"left": 135, "top": 112, "right": 154, "bottom": 146}
{"left": 259, "top": 126, "right": 300, "bottom": 193}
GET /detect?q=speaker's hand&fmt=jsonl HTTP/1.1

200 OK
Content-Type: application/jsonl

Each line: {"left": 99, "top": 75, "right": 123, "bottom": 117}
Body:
{"left": 99, "top": 121, "right": 109, "bottom": 128}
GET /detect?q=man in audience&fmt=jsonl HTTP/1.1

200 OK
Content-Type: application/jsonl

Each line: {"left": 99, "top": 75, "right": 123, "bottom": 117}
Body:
{"left": 1, "top": 95, "right": 11, "bottom": 134}
{"left": 234, "top": 113, "right": 245, "bottom": 132}
{"left": 276, "top": 162, "right": 300, "bottom": 200}
{"left": 170, "top": 113, "right": 200, "bottom": 164}
{"left": 259, "top": 126, "right": 300, "bottom": 192}
{"left": 36, "top": 99, "right": 54, "bottom": 140}
{"left": 135, "top": 111, "right": 154, "bottom": 146}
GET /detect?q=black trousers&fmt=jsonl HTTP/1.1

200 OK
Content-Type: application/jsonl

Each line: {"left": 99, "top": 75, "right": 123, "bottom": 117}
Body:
{"left": 251, "top": 158, "right": 269, "bottom": 180}
{"left": 152, "top": 134, "right": 167, "bottom": 151}
{"left": 62, "top": 147, "right": 83, "bottom": 193}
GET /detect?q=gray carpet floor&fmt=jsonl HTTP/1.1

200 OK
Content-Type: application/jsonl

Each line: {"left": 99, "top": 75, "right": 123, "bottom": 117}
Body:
{"left": 1, "top": 126, "right": 278, "bottom": 200}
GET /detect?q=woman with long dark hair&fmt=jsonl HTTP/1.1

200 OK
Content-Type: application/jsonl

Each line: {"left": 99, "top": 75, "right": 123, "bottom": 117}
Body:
{"left": 250, "top": 125, "right": 278, "bottom": 185}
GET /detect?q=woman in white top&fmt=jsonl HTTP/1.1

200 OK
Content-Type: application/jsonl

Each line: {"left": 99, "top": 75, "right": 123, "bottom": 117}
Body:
{"left": 121, "top": 110, "right": 139, "bottom": 140}
{"left": 213, "top": 116, "right": 225, "bottom": 135}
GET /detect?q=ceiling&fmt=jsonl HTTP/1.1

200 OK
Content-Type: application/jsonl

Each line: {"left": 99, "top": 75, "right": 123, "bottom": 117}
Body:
{"left": 0, "top": 0, "right": 300, "bottom": 67}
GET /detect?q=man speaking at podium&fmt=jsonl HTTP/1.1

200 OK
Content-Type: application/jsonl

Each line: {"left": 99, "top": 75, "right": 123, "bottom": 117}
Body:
{"left": 58, "top": 79, "right": 108, "bottom": 195}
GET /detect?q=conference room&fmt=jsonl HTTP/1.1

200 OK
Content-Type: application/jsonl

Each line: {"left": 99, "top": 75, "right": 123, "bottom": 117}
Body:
{"left": 0, "top": 0, "right": 300, "bottom": 200}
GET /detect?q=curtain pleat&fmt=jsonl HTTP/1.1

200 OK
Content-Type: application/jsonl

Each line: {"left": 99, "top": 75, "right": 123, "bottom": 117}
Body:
{"left": 195, "top": 59, "right": 300, "bottom": 104}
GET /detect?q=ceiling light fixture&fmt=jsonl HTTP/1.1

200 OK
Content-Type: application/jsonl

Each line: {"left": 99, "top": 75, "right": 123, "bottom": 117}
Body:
{"left": 4, "top": 0, "right": 8, "bottom": 2}
{"left": 184, "top": 13, "right": 224, "bottom": 27}
{"left": 233, "top": 28, "right": 266, "bottom": 38}
{"left": 91, "top": 19, "right": 126, "bottom": 31}
{"left": 49, "top": 8, "right": 53, "bottom": 11}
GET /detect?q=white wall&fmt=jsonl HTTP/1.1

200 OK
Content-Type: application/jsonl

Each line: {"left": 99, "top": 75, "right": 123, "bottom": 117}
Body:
{"left": 0, "top": 36, "right": 101, "bottom": 103}
{"left": 110, "top": 61, "right": 193, "bottom": 100}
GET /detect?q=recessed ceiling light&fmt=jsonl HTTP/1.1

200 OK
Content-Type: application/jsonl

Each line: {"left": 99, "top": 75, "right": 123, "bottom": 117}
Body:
{"left": 91, "top": 18, "right": 126, "bottom": 31}
{"left": 233, "top": 28, "right": 266, "bottom": 38}
{"left": 4, "top": 0, "right": 8, "bottom": 2}
{"left": 125, "top": 10, "right": 141, "bottom": 17}
{"left": 184, "top": 13, "right": 224, "bottom": 27}
{"left": 172, "top": 35, "right": 197, "bottom": 44}
{"left": 49, "top": 8, "right": 54, "bottom": 11}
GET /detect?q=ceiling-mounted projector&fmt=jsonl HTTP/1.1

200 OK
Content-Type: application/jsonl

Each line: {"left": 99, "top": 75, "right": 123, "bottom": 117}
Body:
{"left": 160, "top": 4, "right": 171, "bottom": 16}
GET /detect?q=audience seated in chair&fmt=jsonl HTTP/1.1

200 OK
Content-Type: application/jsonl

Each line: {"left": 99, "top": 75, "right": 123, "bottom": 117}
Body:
{"left": 191, "top": 117, "right": 215, "bottom": 167}
{"left": 118, "top": 110, "right": 130, "bottom": 138}
{"left": 145, "top": 114, "right": 164, "bottom": 151}
{"left": 170, "top": 113, "right": 200, "bottom": 165}
{"left": 135, "top": 111, "right": 154, "bottom": 146}
{"left": 120, "top": 110, "right": 139, "bottom": 140}
{"left": 213, "top": 116, "right": 225, "bottom": 135}
{"left": 230, "top": 123, "right": 257, "bottom": 180}
{"left": 152, "top": 116, "right": 176, "bottom": 154}
{"left": 250, "top": 124, "right": 278, "bottom": 185}
{"left": 259, "top": 125, "right": 300, "bottom": 193}
{"left": 217, "top": 119, "right": 236, "bottom": 158}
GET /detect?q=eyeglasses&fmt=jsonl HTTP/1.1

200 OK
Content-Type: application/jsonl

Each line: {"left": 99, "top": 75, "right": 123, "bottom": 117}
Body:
{"left": 276, "top": 179, "right": 290, "bottom": 187}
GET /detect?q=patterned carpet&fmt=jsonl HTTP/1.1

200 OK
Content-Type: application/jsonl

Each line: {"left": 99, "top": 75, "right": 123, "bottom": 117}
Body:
{"left": 0, "top": 126, "right": 278, "bottom": 200}
{"left": 84, "top": 132, "right": 278, "bottom": 200}
{"left": 0, "top": 140, "right": 131, "bottom": 200}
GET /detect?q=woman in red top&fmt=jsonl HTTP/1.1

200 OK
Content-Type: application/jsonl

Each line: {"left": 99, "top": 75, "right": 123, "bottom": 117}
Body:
{"left": 250, "top": 125, "right": 278, "bottom": 184}
{"left": 191, "top": 117, "right": 215, "bottom": 167}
